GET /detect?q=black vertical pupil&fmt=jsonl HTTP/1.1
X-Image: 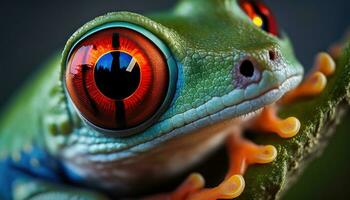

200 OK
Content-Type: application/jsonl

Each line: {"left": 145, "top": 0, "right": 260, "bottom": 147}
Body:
{"left": 94, "top": 51, "right": 140, "bottom": 100}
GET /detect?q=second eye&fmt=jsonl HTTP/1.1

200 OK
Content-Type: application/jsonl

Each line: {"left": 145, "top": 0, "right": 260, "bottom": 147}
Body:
{"left": 239, "top": 0, "right": 279, "bottom": 36}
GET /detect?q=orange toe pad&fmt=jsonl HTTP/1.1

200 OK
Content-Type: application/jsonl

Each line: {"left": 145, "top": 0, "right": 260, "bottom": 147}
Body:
{"left": 252, "top": 106, "right": 300, "bottom": 138}
{"left": 186, "top": 175, "right": 245, "bottom": 200}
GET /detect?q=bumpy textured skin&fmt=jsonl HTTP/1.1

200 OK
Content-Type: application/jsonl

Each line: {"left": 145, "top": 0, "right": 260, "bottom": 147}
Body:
{"left": 6, "top": 0, "right": 349, "bottom": 199}
{"left": 54, "top": 0, "right": 301, "bottom": 158}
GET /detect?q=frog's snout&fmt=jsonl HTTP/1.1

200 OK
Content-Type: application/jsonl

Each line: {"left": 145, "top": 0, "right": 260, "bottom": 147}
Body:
{"left": 234, "top": 49, "right": 280, "bottom": 88}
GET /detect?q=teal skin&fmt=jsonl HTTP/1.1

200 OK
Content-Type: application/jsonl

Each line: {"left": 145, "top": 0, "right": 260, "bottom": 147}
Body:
{"left": 0, "top": 0, "right": 303, "bottom": 199}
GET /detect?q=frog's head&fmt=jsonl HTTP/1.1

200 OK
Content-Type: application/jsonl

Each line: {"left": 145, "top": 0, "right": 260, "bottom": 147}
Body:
{"left": 49, "top": 0, "right": 303, "bottom": 159}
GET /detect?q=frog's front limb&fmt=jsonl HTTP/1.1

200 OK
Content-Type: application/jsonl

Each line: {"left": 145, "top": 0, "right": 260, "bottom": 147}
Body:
{"left": 180, "top": 133, "right": 275, "bottom": 200}
{"left": 182, "top": 174, "right": 245, "bottom": 200}
{"left": 144, "top": 125, "right": 277, "bottom": 200}
{"left": 181, "top": 135, "right": 276, "bottom": 200}
{"left": 143, "top": 173, "right": 205, "bottom": 200}
{"left": 224, "top": 133, "right": 277, "bottom": 177}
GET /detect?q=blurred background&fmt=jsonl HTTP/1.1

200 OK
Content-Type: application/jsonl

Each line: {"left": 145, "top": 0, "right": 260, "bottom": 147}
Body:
{"left": 0, "top": 0, "right": 349, "bottom": 199}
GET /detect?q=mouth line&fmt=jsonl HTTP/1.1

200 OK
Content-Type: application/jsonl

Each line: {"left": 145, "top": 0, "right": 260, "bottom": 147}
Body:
{"left": 66, "top": 74, "right": 302, "bottom": 163}
{"left": 132, "top": 74, "right": 301, "bottom": 144}
{"left": 79, "top": 73, "right": 303, "bottom": 161}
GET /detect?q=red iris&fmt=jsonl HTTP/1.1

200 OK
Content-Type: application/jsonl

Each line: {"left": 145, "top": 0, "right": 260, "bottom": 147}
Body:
{"left": 66, "top": 28, "right": 169, "bottom": 130}
{"left": 239, "top": 0, "right": 279, "bottom": 36}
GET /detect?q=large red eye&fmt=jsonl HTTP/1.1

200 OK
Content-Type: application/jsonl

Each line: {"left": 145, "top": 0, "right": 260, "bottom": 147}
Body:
{"left": 65, "top": 27, "right": 171, "bottom": 131}
{"left": 239, "top": 0, "right": 279, "bottom": 36}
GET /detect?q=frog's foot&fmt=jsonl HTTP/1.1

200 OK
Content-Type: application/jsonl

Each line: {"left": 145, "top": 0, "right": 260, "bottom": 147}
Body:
{"left": 183, "top": 174, "right": 245, "bottom": 200}
{"left": 177, "top": 134, "right": 275, "bottom": 200}
{"left": 143, "top": 132, "right": 276, "bottom": 200}
{"left": 281, "top": 52, "right": 336, "bottom": 104}
{"left": 225, "top": 134, "right": 277, "bottom": 176}
{"left": 144, "top": 171, "right": 245, "bottom": 200}
{"left": 143, "top": 173, "right": 205, "bottom": 200}
{"left": 250, "top": 105, "right": 301, "bottom": 138}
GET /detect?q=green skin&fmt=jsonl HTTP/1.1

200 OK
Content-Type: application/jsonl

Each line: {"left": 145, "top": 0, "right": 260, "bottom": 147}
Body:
{"left": 0, "top": 0, "right": 304, "bottom": 199}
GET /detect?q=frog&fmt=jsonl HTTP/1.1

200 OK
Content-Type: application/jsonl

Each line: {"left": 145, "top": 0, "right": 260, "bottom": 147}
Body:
{"left": 0, "top": 0, "right": 337, "bottom": 200}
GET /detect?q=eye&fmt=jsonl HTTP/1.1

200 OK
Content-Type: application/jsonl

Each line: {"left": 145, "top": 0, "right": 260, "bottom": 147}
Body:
{"left": 239, "top": 0, "right": 279, "bottom": 36}
{"left": 65, "top": 25, "right": 177, "bottom": 135}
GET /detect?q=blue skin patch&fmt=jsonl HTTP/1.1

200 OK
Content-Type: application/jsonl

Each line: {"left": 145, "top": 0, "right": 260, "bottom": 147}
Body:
{"left": 0, "top": 145, "right": 63, "bottom": 200}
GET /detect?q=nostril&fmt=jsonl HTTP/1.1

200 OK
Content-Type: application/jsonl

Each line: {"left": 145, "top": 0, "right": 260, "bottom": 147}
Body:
{"left": 239, "top": 60, "right": 255, "bottom": 78}
{"left": 234, "top": 58, "right": 261, "bottom": 88}
{"left": 269, "top": 50, "right": 277, "bottom": 61}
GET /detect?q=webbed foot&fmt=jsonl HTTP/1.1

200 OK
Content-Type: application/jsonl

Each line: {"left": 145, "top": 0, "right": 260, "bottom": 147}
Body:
{"left": 180, "top": 134, "right": 276, "bottom": 200}
{"left": 225, "top": 134, "right": 277, "bottom": 176}
{"left": 184, "top": 175, "right": 245, "bottom": 200}
{"left": 143, "top": 173, "right": 205, "bottom": 200}
{"left": 143, "top": 130, "right": 277, "bottom": 200}
{"left": 143, "top": 173, "right": 244, "bottom": 200}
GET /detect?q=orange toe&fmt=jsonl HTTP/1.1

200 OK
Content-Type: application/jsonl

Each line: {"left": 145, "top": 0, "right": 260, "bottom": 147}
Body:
{"left": 186, "top": 175, "right": 245, "bottom": 200}
{"left": 252, "top": 105, "right": 300, "bottom": 138}
{"left": 282, "top": 71, "right": 327, "bottom": 104}
{"left": 171, "top": 173, "right": 205, "bottom": 200}
{"left": 314, "top": 52, "right": 336, "bottom": 76}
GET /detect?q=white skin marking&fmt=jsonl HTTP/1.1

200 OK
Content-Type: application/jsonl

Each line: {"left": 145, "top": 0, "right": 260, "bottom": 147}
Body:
{"left": 126, "top": 58, "right": 137, "bottom": 72}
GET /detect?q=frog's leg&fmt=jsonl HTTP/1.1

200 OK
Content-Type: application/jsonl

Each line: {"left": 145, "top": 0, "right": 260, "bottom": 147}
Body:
{"left": 180, "top": 133, "right": 276, "bottom": 200}
{"left": 224, "top": 134, "right": 277, "bottom": 177}
{"left": 181, "top": 174, "right": 245, "bottom": 200}
{"left": 281, "top": 52, "right": 336, "bottom": 104}
{"left": 144, "top": 129, "right": 277, "bottom": 200}
{"left": 143, "top": 173, "right": 205, "bottom": 200}
{"left": 158, "top": 173, "right": 244, "bottom": 200}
